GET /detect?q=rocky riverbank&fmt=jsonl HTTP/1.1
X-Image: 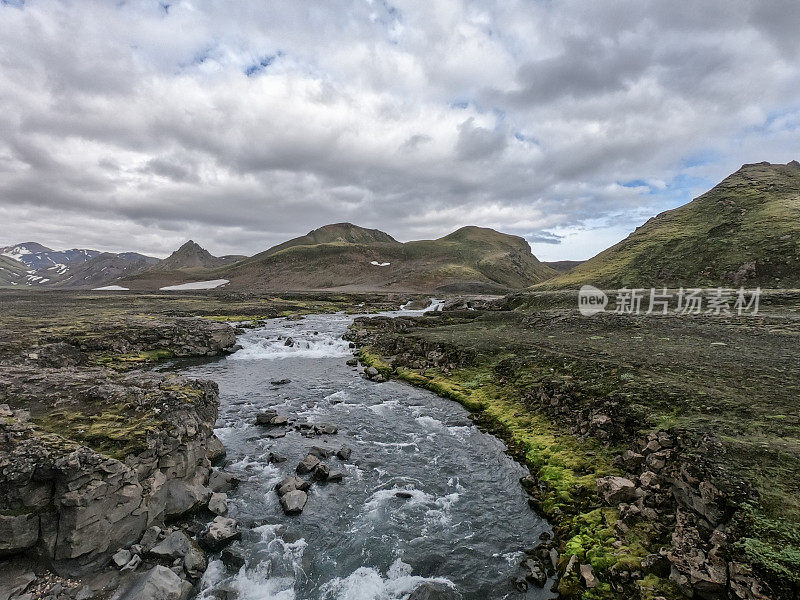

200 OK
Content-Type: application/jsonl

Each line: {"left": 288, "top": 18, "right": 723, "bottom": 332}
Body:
{"left": 345, "top": 309, "right": 800, "bottom": 600}
{"left": 0, "top": 316, "right": 241, "bottom": 600}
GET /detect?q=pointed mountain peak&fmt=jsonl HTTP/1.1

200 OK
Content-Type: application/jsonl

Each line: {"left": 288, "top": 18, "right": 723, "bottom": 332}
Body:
{"left": 159, "top": 240, "right": 222, "bottom": 270}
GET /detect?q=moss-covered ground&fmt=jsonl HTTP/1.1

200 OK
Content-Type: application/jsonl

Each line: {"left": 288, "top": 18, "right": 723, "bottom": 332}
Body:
{"left": 356, "top": 296, "right": 800, "bottom": 597}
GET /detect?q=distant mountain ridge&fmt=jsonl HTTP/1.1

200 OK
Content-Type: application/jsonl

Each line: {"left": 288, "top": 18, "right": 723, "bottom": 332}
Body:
{"left": 121, "top": 224, "right": 557, "bottom": 293}
{"left": 1, "top": 242, "right": 99, "bottom": 271}
{"left": 0, "top": 242, "right": 158, "bottom": 288}
{"left": 538, "top": 161, "right": 800, "bottom": 289}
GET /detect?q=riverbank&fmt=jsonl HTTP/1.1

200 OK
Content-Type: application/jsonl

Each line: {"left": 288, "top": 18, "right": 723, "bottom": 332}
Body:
{"left": 345, "top": 298, "right": 800, "bottom": 600}
{"left": 0, "top": 291, "right": 409, "bottom": 600}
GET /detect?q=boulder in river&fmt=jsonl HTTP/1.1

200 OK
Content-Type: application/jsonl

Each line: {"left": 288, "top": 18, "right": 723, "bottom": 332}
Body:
{"left": 280, "top": 490, "right": 308, "bottom": 516}
{"left": 268, "top": 452, "right": 287, "bottom": 464}
{"left": 313, "top": 463, "right": 330, "bottom": 481}
{"left": 220, "top": 546, "right": 246, "bottom": 571}
{"left": 326, "top": 470, "right": 344, "bottom": 483}
{"left": 296, "top": 454, "right": 320, "bottom": 475}
{"left": 406, "top": 582, "right": 459, "bottom": 600}
{"left": 149, "top": 531, "right": 192, "bottom": 560}
{"left": 308, "top": 446, "right": 334, "bottom": 459}
{"left": 208, "top": 492, "right": 228, "bottom": 515}
{"left": 114, "top": 565, "right": 192, "bottom": 600}
{"left": 522, "top": 558, "right": 547, "bottom": 587}
{"left": 255, "top": 411, "right": 288, "bottom": 427}
{"left": 199, "top": 517, "right": 241, "bottom": 551}
{"left": 270, "top": 379, "right": 291, "bottom": 385}
{"left": 314, "top": 423, "right": 338, "bottom": 435}
{"left": 183, "top": 546, "right": 207, "bottom": 580}
{"left": 276, "top": 475, "right": 310, "bottom": 496}
{"left": 336, "top": 445, "right": 352, "bottom": 460}
{"left": 208, "top": 470, "right": 240, "bottom": 494}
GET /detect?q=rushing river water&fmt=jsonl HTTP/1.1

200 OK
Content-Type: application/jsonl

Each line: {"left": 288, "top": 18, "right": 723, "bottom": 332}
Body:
{"left": 180, "top": 308, "right": 556, "bottom": 600}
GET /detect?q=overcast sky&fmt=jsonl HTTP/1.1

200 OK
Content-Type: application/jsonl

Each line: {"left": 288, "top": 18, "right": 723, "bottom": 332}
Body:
{"left": 1, "top": 0, "right": 799, "bottom": 260}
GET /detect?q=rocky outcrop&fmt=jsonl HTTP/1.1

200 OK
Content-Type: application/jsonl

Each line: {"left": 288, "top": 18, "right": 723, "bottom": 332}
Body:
{"left": 112, "top": 565, "right": 193, "bottom": 600}
{"left": 68, "top": 317, "right": 237, "bottom": 358}
{"left": 0, "top": 366, "right": 224, "bottom": 575}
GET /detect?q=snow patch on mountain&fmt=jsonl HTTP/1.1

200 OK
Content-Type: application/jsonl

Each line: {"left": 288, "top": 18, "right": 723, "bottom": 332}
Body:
{"left": 160, "top": 279, "right": 229, "bottom": 290}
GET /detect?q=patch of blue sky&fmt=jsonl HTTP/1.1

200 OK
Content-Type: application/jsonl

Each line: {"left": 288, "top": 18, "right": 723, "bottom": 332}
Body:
{"left": 748, "top": 105, "right": 800, "bottom": 134}
{"left": 619, "top": 179, "right": 649, "bottom": 188}
{"left": 245, "top": 52, "right": 284, "bottom": 77}
{"left": 680, "top": 149, "right": 721, "bottom": 169}
{"left": 514, "top": 132, "right": 539, "bottom": 145}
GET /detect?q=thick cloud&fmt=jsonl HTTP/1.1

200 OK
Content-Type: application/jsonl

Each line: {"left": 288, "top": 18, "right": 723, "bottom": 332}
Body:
{"left": 0, "top": 0, "right": 798, "bottom": 260}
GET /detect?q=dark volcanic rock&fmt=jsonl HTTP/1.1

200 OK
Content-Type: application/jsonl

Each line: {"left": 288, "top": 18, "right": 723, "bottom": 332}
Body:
{"left": 0, "top": 366, "right": 222, "bottom": 575}
{"left": 113, "top": 565, "right": 192, "bottom": 600}
{"left": 199, "top": 517, "right": 240, "bottom": 551}
{"left": 280, "top": 490, "right": 308, "bottom": 515}
{"left": 296, "top": 454, "right": 320, "bottom": 475}
{"left": 406, "top": 582, "right": 459, "bottom": 600}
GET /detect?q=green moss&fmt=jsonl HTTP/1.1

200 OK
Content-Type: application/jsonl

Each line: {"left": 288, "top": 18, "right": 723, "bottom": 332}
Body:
{"left": 95, "top": 348, "right": 175, "bottom": 370}
{"left": 0, "top": 506, "right": 36, "bottom": 517}
{"left": 161, "top": 383, "right": 204, "bottom": 403}
{"left": 361, "top": 345, "right": 679, "bottom": 598}
{"left": 33, "top": 407, "right": 160, "bottom": 459}
{"left": 203, "top": 314, "right": 272, "bottom": 322}
{"left": 737, "top": 504, "right": 800, "bottom": 585}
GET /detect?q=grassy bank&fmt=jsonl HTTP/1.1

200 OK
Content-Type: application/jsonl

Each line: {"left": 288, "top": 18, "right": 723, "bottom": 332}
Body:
{"left": 353, "top": 302, "right": 800, "bottom": 598}
{"left": 359, "top": 348, "right": 680, "bottom": 599}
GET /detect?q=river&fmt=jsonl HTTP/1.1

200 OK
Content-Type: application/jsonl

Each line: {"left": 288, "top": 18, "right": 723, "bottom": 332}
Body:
{"left": 179, "top": 307, "right": 556, "bottom": 600}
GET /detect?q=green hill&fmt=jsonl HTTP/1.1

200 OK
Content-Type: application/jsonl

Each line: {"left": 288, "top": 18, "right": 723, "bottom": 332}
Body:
{"left": 262, "top": 223, "right": 399, "bottom": 256}
{"left": 122, "top": 223, "right": 557, "bottom": 292}
{"left": 539, "top": 161, "right": 800, "bottom": 289}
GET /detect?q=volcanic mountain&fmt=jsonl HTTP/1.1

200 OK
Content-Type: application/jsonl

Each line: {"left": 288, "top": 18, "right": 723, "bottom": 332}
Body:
{"left": 121, "top": 224, "right": 556, "bottom": 292}
{"left": 539, "top": 161, "right": 800, "bottom": 289}
{"left": 155, "top": 240, "right": 245, "bottom": 271}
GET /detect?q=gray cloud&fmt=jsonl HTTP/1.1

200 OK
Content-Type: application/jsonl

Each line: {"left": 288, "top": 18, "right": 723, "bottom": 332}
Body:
{"left": 456, "top": 118, "right": 508, "bottom": 161}
{"left": 0, "top": 0, "right": 798, "bottom": 261}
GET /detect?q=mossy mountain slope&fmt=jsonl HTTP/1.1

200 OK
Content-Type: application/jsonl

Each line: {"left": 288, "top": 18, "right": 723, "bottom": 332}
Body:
{"left": 261, "top": 223, "right": 400, "bottom": 256}
{"left": 540, "top": 161, "right": 800, "bottom": 289}
{"left": 0, "top": 255, "right": 29, "bottom": 286}
{"left": 135, "top": 224, "right": 556, "bottom": 293}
